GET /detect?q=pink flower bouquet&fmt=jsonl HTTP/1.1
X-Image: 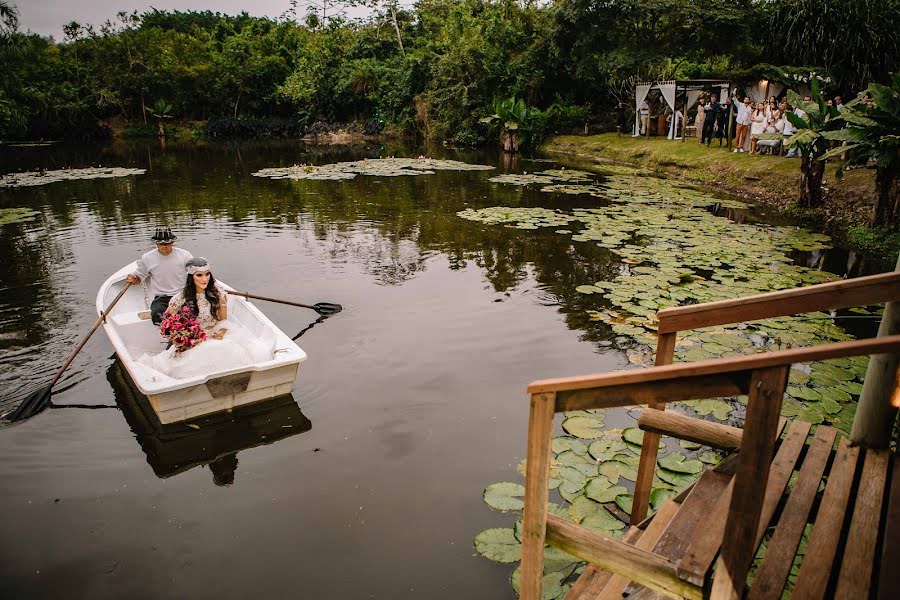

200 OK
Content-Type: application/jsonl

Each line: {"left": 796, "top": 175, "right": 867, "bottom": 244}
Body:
{"left": 159, "top": 305, "right": 207, "bottom": 353}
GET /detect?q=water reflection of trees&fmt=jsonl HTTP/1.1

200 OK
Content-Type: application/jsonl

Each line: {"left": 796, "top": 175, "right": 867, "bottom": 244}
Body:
{"left": 3, "top": 141, "right": 853, "bottom": 361}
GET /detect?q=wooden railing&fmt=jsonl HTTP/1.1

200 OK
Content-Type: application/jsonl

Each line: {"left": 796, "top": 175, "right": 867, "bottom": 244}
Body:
{"left": 520, "top": 336, "right": 900, "bottom": 600}
{"left": 520, "top": 271, "right": 900, "bottom": 600}
{"left": 632, "top": 270, "right": 900, "bottom": 524}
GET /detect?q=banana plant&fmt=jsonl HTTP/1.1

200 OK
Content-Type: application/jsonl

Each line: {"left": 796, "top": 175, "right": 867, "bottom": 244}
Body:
{"left": 780, "top": 78, "right": 841, "bottom": 208}
{"left": 817, "top": 73, "right": 900, "bottom": 227}
{"left": 480, "top": 97, "right": 527, "bottom": 153}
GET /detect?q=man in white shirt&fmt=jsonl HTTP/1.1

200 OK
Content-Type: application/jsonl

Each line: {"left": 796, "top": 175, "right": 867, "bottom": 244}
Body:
{"left": 731, "top": 92, "right": 752, "bottom": 152}
{"left": 639, "top": 100, "right": 650, "bottom": 135}
{"left": 126, "top": 227, "right": 193, "bottom": 324}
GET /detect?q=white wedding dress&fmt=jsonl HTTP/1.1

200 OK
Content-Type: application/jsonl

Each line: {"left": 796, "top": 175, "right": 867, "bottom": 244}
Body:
{"left": 137, "top": 288, "right": 272, "bottom": 380}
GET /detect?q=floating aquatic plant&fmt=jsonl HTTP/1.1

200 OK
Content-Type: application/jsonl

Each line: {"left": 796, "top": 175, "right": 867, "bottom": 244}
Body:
{"left": 252, "top": 157, "right": 493, "bottom": 181}
{"left": 0, "top": 167, "right": 147, "bottom": 189}
{"left": 0, "top": 207, "right": 40, "bottom": 225}
{"left": 472, "top": 162, "right": 873, "bottom": 593}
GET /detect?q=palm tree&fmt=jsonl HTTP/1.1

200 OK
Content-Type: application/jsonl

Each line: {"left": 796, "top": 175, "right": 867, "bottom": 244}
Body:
{"left": 0, "top": 0, "right": 18, "bottom": 46}
{"left": 480, "top": 97, "right": 527, "bottom": 153}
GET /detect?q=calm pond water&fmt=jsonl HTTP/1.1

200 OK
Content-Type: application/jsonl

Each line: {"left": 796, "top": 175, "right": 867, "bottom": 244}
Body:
{"left": 0, "top": 140, "right": 870, "bottom": 598}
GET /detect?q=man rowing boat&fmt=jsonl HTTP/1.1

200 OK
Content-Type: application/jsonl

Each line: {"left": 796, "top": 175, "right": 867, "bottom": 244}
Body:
{"left": 126, "top": 227, "right": 193, "bottom": 325}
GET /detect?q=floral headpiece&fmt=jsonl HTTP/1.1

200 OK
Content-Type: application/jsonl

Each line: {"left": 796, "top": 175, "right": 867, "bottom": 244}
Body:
{"left": 186, "top": 257, "right": 211, "bottom": 275}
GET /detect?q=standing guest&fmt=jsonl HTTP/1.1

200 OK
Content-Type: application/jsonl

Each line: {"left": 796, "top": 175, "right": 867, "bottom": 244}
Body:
{"left": 835, "top": 95, "right": 844, "bottom": 111}
{"left": 127, "top": 227, "right": 194, "bottom": 325}
{"left": 713, "top": 99, "right": 730, "bottom": 146}
{"left": 616, "top": 102, "right": 629, "bottom": 135}
{"left": 749, "top": 102, "right": 766, "bottom": 154}
{"left": 639, "top": 99, "right": 650, "bottom": 135}
{"left": 765, "top": 96, "right": 778, "bottom": 121}
{"left": 783, "top": 104, "right": 798, "bottom": 157}
{"left": 702, "top": 94, "right": 721, "bottom": 146}
{"left": 826, "top": 98, "right": 834, "bottom": 108}
{"left": 694, "top": 98, "right": 706, "bottom": 139}
{"left": 732, "top": 94, "right": 752, "bottom": 153}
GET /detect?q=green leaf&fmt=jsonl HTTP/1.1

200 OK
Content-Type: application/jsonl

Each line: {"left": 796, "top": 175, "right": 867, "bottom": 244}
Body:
{"left": 658, "top": 452, "right": 703, "bottom": 474}
{"left": 615, "top": 494, "right": 633, "bottom": 514}
{"left": 585, "top": 476, "right": 628, "bottom": 503}
{"left": 650, "top": 488, "right": 675, "bottom": 509}
{"left": 582, "top": 507, "right": 626, "bottom": 533}
{"left": 562, "top": 413, "right": 606, "bottom": 439}
{"left": 568, "top": 495, "right": 601, "bottom": 523}
{"left": 483, "top": 482, "right": 525, "bottom": 511}
{"left": 474, "top": 528, "right": 521, "bottom": 563}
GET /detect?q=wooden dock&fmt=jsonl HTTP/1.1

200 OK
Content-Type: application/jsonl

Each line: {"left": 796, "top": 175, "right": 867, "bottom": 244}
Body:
{"left": 519, "top": 271, "right": 900, "bottom": 599}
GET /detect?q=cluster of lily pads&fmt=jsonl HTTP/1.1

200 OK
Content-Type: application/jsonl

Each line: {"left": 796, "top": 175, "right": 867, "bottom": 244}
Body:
{"left": 0, "top": 167, "right": 147, "bottom": 189}
{"left": 252, "top": 157, "right": 494, "bottom": 181}
{"left": 0, "top": 207, "right": 40, "bottom": 225}
{"left": 468, "top": 166, "right": 877, "bottom": 596}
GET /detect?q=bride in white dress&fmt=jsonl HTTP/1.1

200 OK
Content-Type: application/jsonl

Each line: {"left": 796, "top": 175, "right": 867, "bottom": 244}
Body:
{"left": 138, "top": 258, "right": 271, "bottom": 379}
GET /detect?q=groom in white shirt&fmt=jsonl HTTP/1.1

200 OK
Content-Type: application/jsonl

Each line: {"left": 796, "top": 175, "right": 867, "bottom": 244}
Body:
{"left": 126, "top": 227, "right": 193, "bottom": 324}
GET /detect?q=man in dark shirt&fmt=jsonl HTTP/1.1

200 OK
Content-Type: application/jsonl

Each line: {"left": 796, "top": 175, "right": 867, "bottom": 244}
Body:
{"left": 702, "top": 94, "right": 721, "bottom": 146}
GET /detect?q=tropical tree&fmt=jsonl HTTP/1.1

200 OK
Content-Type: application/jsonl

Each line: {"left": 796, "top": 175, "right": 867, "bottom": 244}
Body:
{"left": 148, "top": 99, "right": 173, "bottom": 137}
{"left": 781, "top": 79, "right": 841, "bottom": 208}
{"left": 480, "top": 97, "right": 527, "bottom": 152}
{"left": 820, "top": 74, "right": 900, "bottom": 227}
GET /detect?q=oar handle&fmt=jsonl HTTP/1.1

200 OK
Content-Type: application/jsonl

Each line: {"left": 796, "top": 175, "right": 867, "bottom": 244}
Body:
{"left": 48, "top": 281, "right": 133, "bottom": 388}
{"left": 228, "top": 291, "right": 315, "bottom": 310}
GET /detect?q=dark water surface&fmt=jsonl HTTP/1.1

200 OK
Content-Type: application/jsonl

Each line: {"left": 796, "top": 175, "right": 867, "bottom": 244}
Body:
{"left": 0, "top": 140, "right": 864, "bottom": 599}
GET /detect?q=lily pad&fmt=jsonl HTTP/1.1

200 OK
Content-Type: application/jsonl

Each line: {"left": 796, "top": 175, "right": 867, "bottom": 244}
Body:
{"left": 658, "top": 452, "right": 703, "bottom": 474}
{"left": 0, "top": 208, "right": 40, "bottom": 225}
{"left": 584, "top": 476, "right": 628, "bottom": 503}
{"left": 582, "top": 507, "right": 626, "bottom": 533}
{"left": 562, "top": 412, "right": 606, "bottom": 439}
{"left": 475, "top": 528, "right": 521, "bottom": 563}
{"left": 483, "top": 482, "right": 525, "bottom": 511}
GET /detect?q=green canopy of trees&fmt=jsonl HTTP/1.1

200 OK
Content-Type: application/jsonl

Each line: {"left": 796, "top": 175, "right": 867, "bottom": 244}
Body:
{"left": 0, "top": 0, "right": 897, "bottom": 140}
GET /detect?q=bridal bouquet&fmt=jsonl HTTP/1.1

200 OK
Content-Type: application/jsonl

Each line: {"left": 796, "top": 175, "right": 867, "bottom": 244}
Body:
{"left": 159, "top": 305, "right": 207, "bottom": 353}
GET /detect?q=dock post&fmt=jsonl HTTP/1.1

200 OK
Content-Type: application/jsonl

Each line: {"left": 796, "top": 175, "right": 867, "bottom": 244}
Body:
{"left": 851, "top": 253, "right": 900, "bottom": 448}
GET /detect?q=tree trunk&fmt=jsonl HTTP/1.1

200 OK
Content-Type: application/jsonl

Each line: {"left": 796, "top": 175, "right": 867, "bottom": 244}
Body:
{"left": 389, "top": 3, "right": 405, "bottom": 56}
{"left": 799, "top": 146, "right": 825, "bottom": 208}
{"left": 157, "top": 119, "right": 165, "bottom": 138}
{"left": 500, "top": 129, "right": 519, "bottom": 153}
{"left": 141, "top": 92, "right": 147, "bottom": 124}
{"left": 234, "top": 90, "right": 242, "bottom": 119}
{"left": 871, "top": 166, "right": 899, "bottom": 228}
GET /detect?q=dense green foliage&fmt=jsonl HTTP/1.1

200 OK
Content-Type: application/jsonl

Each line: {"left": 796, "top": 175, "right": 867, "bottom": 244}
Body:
{"left": 0, "top": 0, "right": 897, "bottom": 141}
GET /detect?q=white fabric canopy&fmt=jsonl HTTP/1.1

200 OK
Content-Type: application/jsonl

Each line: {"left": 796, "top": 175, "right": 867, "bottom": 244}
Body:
{"left": 633, "top": 83, "right": 651, "bottom": 136}
{"left": 658, "top": 81, "right": 676, "bottom": 111}
{"left": 685, "top": 89, "right": 703, "bottom": 112}
{"left": 745, "top": 80, "right": 786, "bottom": 103}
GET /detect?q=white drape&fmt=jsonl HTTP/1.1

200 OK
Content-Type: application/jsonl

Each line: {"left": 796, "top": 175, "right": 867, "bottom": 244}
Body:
{"left": 685, "top": 90, "right": 702, "bottom": 111}
{"left": 667, "top": 110, "right": 683, "bottom": 139}
{"left": 745, "top": 80, "right": 785, "bottom": 103}
{"left": 658, "top": 81, "right": 676, "bottom": 111}
{"left": 633, "top": 83, "right": 651, "bottom": 136}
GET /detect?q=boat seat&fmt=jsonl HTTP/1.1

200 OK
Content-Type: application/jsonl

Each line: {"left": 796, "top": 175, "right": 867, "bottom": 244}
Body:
{"left": 111, "top": 311, "right": 152, "bottom": 326}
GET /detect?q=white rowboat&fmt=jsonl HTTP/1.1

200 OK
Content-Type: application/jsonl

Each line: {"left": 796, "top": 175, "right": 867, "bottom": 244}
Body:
{"left": 98, "top": 263, "right": 307, "bottom": 424}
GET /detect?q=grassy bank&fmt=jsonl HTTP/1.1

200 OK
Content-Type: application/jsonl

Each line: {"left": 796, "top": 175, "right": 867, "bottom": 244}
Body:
{"left": 544, "top": 133, "right": 898, "bottom": 269}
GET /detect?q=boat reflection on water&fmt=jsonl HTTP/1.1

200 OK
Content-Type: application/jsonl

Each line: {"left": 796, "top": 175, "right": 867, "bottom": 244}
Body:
{"left": 107, "top": 360, "right": 311, "bottom": 483}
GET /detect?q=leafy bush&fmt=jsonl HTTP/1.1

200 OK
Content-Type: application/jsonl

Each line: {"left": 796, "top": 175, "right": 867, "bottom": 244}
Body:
{"left": 452, "top": 129, "right": 484, "bottom": 147}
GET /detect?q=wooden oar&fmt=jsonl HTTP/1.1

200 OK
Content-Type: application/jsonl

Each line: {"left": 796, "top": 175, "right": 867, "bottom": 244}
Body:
{"left": 228, "top": 291, "right": 343, "bottom": 316}
{"left": 5, "top": 281, "right": 133, "bottom": 422}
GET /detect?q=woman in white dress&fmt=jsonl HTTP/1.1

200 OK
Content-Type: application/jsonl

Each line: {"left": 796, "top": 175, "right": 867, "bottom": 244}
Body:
{"left": 139, "top": 258, "right": 271, "bottom": 379}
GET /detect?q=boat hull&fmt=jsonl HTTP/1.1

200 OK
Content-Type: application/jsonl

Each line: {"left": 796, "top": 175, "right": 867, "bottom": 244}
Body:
{"left": 98, "top": 263, "right": 307, "bottom": 424}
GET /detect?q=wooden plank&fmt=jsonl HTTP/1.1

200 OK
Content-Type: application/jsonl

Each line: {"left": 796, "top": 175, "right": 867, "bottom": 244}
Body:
{"left": 565, "top": 527, "right": 644, "bottom": 600}
{"left": 679, "top": 417, "right": 811, "bottom": 587}
{"left": 545, "top": 513, "right": 702, "bottom": 600}
{"left": 834, "top": 448, "right": 891, "bottom": 600}
{"left": 520, "top": 392, "right": 557, "bottom": 600}
{"left": 595, "top": 500, "right": 681, "bottom": 600}
{"left": 656, "top": 271, "right": 900, "bottom": 334}
{"left": 710, "top": 366, "right": 789, "bottom": 600}
{"left": 528, "top": 335, "right": 900, "bottom": 395}
{"left": 638, "top": 409, "right": 744, "bottom": 450}
{"left": 791, "top": 437, "right": 860, "bottom": 600}
{"left": 877, "top": 455, "right": 900, "bottom": 600}
{"left": 564, "top": 527, "right": 642, "bottom": 600}
{"left": 747, "top": 426, "right": 838, "bottom": 600}
{"left": 624, "top": 470, "right": 734, "bottom": 598}
{"left": 556, "top": 374, "right": 747, "bottom": 413}
{"left": 630, "top": 332, "right": 677, "bottom": 525}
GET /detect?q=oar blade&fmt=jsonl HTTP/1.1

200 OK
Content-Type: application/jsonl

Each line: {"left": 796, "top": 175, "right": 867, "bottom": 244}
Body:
{"left": 313, "top": 302, "right": 343, "bottom": 316}
{"left": 5, "top": 385, "right": 53, "bottom": 422}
